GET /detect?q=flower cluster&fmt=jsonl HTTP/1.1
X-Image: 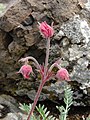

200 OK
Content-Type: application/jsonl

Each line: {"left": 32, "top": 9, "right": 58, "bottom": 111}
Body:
{"left": 18, "top": 22, "right": 69, "bottom": 81}
{"left": 17, "top": 21, "right": 70, "bottom": 120}
{"left": 18, "top": 63, "right": 69, "bottom": 81}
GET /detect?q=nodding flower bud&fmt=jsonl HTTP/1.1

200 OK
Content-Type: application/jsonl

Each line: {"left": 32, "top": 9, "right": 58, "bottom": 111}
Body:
{"left": 56, "top": 68, "right": 70, "bottom": 81}
{"left": 17, "top": 64, "right": 32, "bottom": 79}
{"left": 39, "top": 21, "right": 54, "bottom": 39}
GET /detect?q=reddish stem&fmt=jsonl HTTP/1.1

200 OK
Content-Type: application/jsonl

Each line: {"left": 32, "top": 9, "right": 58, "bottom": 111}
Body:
{"left": 27, "top": 38, "right": 51, "bottom": 120}
{"left": 44, "top": 38, "right": 50, "bottom": 77}
{"left": 27, "top": 80, "right": 45, "bottom": 120}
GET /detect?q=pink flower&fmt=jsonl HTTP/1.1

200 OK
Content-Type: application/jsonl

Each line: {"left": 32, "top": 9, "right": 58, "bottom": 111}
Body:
{"left": 56, "top": 68, "right": 70, "bottom": 81}
{"left": 17, "top": 65, "right": 32, "bottom": 79}
{"left": 39, "top": 21, "right": 54, "bottom": 38}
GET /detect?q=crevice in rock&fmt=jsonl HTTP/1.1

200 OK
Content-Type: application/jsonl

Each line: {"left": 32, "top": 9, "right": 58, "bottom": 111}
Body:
{"left": 0, "top": 78, "right": 18, "bottom": 95}
{"left": 17, "top": 44, "right": 45, "bottom": 64}
{"left": 87, "top": 63, "right": 90, "bottom": 69}
{"left": 3, "top": 33, "right": 13, "bottom": 49}
{"left": 25, "top": 45, "right": 45, "bottom": 64}
{"left": 39, "top": 15, "right": 53, "bottom": 25}
{"left": 55, "top": 36, "right": 68, "bottom": 45}
{"left": 77, "top": 4, "right": 83, "bottom": 10}
{"left": 42, "top": 1, "right": 47, "bottom": 5}
{"left": 66, "top": 60, "right": 77, "bottom": 73}
{"left": 0, "top": 104, "right": 10, "bottom": 119}
{"left": 21, "top": 15, "right": 35, "bottom": 26}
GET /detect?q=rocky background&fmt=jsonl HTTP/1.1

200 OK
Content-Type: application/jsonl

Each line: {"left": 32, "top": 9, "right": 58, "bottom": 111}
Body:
{"left": 0, "top": 0, "right": 90, "bottom": 119}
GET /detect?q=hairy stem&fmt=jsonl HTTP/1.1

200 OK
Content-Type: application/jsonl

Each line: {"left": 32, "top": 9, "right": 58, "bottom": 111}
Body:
{"left": 49, "top": 62, "right": 61, "bottom": 72}
{"left": 48, "top": 63, "right": 56, "bottom": 72}
{"left": 44, "top": 38, "right": 50, "bottom": 77}
{"left": 27, "top": 81, "right": 45, "bottom": 120}
{"left": 26, "top": 38, "right": 51, "bottom": 120}
{"left": 19, "top": 56, "right": 41, "bottom": 70}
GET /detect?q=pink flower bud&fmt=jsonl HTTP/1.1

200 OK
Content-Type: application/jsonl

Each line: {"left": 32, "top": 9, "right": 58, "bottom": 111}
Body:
{"left": 39, "top": 21, "right": 54, "bottom": 39}
{"left": 56, "top": 68, "right": 70, "bottom": 81}
{"left": 17, "top": 65, "right": 32, "bottom": 79}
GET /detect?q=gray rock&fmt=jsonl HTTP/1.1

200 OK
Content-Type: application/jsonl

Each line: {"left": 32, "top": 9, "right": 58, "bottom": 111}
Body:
{"left": 0, "top": 0, "right": 32, "bottom": 32}
{"left": 0, "top": 112, "right": 27, "bottom": 120}
{"left": 60, "top": 15, "right": 90, "bottom": 44}
{"left": 0, "top": 94, "right": 19, "bottom": 113}
{"left": 68, "top": 44, "right": 83, "bottom": 61}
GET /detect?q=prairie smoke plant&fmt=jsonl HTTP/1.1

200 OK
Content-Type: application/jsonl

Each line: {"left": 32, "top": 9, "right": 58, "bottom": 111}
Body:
{"left": 56, "top": 68, "right": 70, "bottom": 81}
{"left": 38, "top": 21, "right": 54, "bottom": 39}
{"left": 17, "top": 21, "right": 70, "bottom": 120}
{"left": 17, "top": 64, "right": 32, "bottom": 79}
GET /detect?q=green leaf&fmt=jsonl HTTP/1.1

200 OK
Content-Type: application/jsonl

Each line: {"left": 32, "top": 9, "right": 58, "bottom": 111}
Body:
{"left": 19, "top": 103, "right": 31, "bottom": 114}
{"left": 36, "top": 104, "right": 55, "bottom": 120}
{"left": 56, "top": 85, "right": 73, "bottom": 120}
